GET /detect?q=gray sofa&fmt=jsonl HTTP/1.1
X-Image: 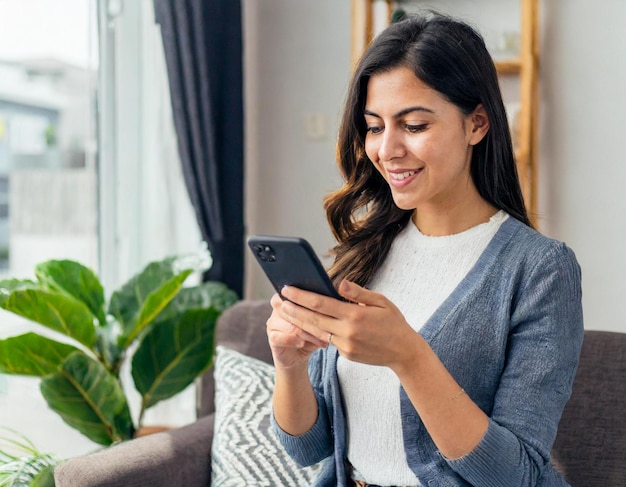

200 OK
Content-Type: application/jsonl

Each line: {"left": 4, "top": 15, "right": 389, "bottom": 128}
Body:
{"left": 54, "top": 300, "right": 273, "bottom": 487}
{"left": 54, "top": 300, "right": 626, "bottom": 487}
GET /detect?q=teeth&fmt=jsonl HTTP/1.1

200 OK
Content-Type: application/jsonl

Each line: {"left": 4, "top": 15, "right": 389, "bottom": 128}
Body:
{"left": 390, "top": 170, "right": 417, "bottom": 180}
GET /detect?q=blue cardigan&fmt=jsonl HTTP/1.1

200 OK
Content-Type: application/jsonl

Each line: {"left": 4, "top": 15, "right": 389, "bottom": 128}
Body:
{"left": 274, "top": 217, "right": 584, "bottom": 487}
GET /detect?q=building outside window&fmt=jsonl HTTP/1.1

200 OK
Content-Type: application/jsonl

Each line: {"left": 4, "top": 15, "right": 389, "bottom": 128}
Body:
{"left": 0, "top": 0, "right": 201, "bottom": 461}
{"left": 0, "top": 0, "right": 101, "bottom": 459}
{"left": 0, "top": 58, "right": 98, "bottom": 276}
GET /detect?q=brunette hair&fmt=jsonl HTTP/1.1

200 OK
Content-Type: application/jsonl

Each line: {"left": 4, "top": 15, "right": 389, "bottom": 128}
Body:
{"left": 324, "top": 12, "right": 531, "bottom": 287}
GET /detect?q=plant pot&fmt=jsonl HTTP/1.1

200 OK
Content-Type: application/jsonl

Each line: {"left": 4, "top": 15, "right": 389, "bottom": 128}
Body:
{"left": 134, "top": 425, "right": 172, "bottom": 438}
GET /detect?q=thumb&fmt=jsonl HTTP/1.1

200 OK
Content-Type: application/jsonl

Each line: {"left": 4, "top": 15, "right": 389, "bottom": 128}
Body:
{"left": 338, "top": 279, "right": 384, "bottom": 306}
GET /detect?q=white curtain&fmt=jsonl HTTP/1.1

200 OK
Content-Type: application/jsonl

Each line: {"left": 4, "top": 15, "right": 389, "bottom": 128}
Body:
{"left": 106, "top": 0, "right": 203, "bottom": 429}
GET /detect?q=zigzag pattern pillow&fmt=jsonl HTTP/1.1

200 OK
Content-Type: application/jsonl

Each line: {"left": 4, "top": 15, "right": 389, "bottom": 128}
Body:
{"left": 210, "top": 346, "right": 320, "bottom": 486}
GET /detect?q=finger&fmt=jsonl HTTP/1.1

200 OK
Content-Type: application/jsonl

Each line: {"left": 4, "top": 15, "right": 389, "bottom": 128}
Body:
{"left": 280, "top": 285, "right": 348, "bottom": 319}
{"left": 279, "top": 299, "right": 340, "bottom": 347}
{"left": 270, "top": 292, "right": 300, "bottom": 324}
{"left": 338, "top": 279, "right": 387, "bottom": 307}
{"left": 270, "top": 292, "right": 284, "bottom": 309}
{"left": 267, "top": 327, "right": 323, "bottom": 350}
{"left": 276, "top": 322, "right": 327, "bottom": 348}
{"left": 267, "top": 303, "right": 327, "bottom": 348}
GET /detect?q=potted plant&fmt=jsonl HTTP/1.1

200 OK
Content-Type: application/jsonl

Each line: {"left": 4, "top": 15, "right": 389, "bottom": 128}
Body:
{"left": 0, "top": 252, "right": 238, "bottom": 447}
{"left": 0, "top": 428, "right": 57, "bottom": 486}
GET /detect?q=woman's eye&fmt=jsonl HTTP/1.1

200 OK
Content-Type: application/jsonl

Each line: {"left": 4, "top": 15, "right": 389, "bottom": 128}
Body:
{"left": 366, "top": 126, "right": 383, "bottom": 134}
{"left": 406, "top": 124, "right": 427, "bottom": 133}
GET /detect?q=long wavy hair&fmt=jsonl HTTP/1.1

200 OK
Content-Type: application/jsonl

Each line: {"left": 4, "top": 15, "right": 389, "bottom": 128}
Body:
{"left": 324, "top": 13, "right": 531, "bottom": 287}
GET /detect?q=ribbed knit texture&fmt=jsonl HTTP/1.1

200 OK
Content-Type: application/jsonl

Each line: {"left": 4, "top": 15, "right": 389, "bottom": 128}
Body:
{"left": 337, "top": 211, "right": 507, "bottom": 485}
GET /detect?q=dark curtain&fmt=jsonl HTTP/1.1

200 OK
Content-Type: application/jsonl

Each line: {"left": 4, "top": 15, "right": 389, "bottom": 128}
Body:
{"left": 153, "top": 0, "right": 244, "bottom": 296}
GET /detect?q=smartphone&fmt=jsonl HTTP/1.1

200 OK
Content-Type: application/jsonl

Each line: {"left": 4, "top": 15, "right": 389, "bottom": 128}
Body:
{"left": 247, "top": 235, "right": 343, "bottom": 300}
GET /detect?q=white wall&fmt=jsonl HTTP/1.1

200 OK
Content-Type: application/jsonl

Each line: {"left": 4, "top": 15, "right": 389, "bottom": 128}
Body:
{"left": 243, "top": 0, "right": 351, "bottom": 299}
{"left": 243, "top": 0, "right": 626, "bottom": 332}
{"left": 538, "top": 0, "right": 626, "bottom": 332}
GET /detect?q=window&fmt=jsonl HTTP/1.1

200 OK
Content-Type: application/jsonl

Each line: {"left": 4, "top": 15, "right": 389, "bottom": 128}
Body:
{"left": 0, "top": 0, "right": 100, "bottom": 458}
{"left": 0, "top": 0, "right": 99, "bottom": 276}
{"left": 0, "top": 0, "right": 201, "bottom": 460}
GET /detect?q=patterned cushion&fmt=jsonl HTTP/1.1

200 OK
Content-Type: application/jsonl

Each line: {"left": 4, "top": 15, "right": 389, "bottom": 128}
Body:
{"left": 210, "top": 346, "right": 320, "bottom": 486}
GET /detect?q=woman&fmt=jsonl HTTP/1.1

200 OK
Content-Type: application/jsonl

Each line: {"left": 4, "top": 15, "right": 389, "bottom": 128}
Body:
{"left": 267, "top": 12, "right": 583, "bottom": 487}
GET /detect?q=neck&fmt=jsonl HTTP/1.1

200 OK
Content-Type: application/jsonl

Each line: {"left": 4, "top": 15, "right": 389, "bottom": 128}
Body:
{"left": 412, "top": 197, "right": 498, "bottom": 236}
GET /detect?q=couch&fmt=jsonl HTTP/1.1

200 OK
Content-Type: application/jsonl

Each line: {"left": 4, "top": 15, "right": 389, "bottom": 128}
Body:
{"left": 54, "top": 300, "right": 626, "bottom": 487}
{"left": 53, "top": 300, "right": 273, "bottom": 487}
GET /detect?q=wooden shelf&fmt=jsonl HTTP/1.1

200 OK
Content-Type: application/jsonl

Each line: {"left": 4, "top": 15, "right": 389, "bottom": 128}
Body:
{"left": 495, "top": 59, "right": 522, "bottom": 75}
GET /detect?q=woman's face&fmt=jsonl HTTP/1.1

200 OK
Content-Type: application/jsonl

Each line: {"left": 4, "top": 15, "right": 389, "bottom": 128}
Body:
{"left": 364, "top": 66, "right": 489, "bottom": 216}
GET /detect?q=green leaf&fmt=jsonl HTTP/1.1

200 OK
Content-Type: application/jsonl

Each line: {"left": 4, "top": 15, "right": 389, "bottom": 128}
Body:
{"left": 155, "top": 281, "right": 239, "bottom": 325}
{"left": 107, "top": 257, "right": 178, "bottom": 330}
{"left": 0, "top": 289, "right": 96, "bottom": 348}
{"left": 94, "top": 322, "right": 124, "bottom": 374}
{"left": 40, "top": 352, "right": 134, "bottom": 446}
{"left": 0, "top": 333, "right": 79, "bottom": 377}
{"left": 107, "top": 256, "right": 196, "bottom": 339}
{"left": 30, "top": 464, "right": 56, "bottom": 487}
{"left": 35, "top": 259, "right": 107, "bottom": 327}
{"left": 0, "top": 428, "right": 57, "bottom": 487}
{"left": 0, "top": 456, "right": 56, "bottom": 486}
{"left": 132, "top": 307, "right": 220, "bottom": 409}
{"left": 0, "top": 279, "right": 37, "bottom": 306}
{"left": 116, "top": 270, "right": 193, "bottom": 349}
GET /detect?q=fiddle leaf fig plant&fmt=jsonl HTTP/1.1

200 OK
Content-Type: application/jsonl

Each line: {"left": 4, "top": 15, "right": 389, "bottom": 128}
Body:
{"left": 0, "top": 254, "right": 238, "bottom": 446}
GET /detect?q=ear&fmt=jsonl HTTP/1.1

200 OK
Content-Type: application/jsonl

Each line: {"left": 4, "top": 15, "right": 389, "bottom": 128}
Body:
{"left": 467, "top": 104, "right": 490, "bottom": 146}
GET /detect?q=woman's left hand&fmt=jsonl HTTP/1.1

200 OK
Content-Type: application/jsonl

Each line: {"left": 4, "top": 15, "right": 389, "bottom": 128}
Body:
{"left": 279, "top": 279, "right": 419, "bottom": 370}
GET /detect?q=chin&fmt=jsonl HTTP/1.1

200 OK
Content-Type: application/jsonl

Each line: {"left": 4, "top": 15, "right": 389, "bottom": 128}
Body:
{"left": 390, "top": 194, "right": 417, "bottom": 211}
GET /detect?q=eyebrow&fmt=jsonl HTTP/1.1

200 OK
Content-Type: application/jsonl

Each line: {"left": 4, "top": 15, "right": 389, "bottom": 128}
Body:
{"left": 364, "top": 106, "right": 435, "bottom": 119}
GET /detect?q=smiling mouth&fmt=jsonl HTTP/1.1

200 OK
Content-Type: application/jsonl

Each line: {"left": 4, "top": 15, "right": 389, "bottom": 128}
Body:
{"left": 389, "top": 170, "right": 419, "bottom": 181}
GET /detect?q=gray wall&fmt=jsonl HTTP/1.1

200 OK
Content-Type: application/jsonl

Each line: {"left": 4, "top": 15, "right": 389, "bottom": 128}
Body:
{"left": 538, "top": 0, "right": 626, "bottom": 332}
{"left": 243, "top": 0, "right": 626, "bottom": 333}
{"left": 243, "top": 0, "right": 350, "bottom": 299}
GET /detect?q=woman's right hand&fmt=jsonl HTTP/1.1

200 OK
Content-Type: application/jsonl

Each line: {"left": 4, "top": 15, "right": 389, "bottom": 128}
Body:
{"left": 267, "top": 292, "right": 327, "bottom": 370}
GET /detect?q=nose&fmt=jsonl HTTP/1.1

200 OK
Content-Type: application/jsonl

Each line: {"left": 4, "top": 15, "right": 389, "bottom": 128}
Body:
{"left": 377, "top": 127, "right": 405, "bottom": 162}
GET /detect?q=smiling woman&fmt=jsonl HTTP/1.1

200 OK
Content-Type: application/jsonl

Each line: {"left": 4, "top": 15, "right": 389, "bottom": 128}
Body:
{"left": 352, "top": 0, "right": 540, "bottom": 225}
{"left": 267, "top": 13, "right": 583, "bottom": 487}
{"left": 363, "top": 67, "right": 492, "bottom": 230}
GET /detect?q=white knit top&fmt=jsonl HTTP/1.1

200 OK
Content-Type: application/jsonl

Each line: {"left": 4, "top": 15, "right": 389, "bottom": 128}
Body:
{"left": 337, "top": 211, "right": 508, "bottom": 485}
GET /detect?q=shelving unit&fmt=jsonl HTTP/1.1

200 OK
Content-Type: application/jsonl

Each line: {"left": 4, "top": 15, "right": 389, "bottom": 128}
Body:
{"left": 351, "top": 0, "right": 539, "bottom": 225}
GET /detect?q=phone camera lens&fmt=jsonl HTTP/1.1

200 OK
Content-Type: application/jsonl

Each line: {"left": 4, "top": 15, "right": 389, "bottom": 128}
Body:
{"left": 253, "top": 243, "right": 276, "bottom": 263}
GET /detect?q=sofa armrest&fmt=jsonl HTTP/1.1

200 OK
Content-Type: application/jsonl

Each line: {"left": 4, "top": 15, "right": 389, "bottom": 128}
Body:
{"left": 198, "top": 300, "right": 273, "bottom": 417}
{"left": 54, "top": 414, "right": 215, "bottom": 487}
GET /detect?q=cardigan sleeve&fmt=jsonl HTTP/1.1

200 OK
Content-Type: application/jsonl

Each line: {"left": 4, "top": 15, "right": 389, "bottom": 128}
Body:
{"left": 272, "top": 349, "right": 334, "bottom": 467}
{"left": 447, "top": 242, "right": 583, "bottom": 486}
